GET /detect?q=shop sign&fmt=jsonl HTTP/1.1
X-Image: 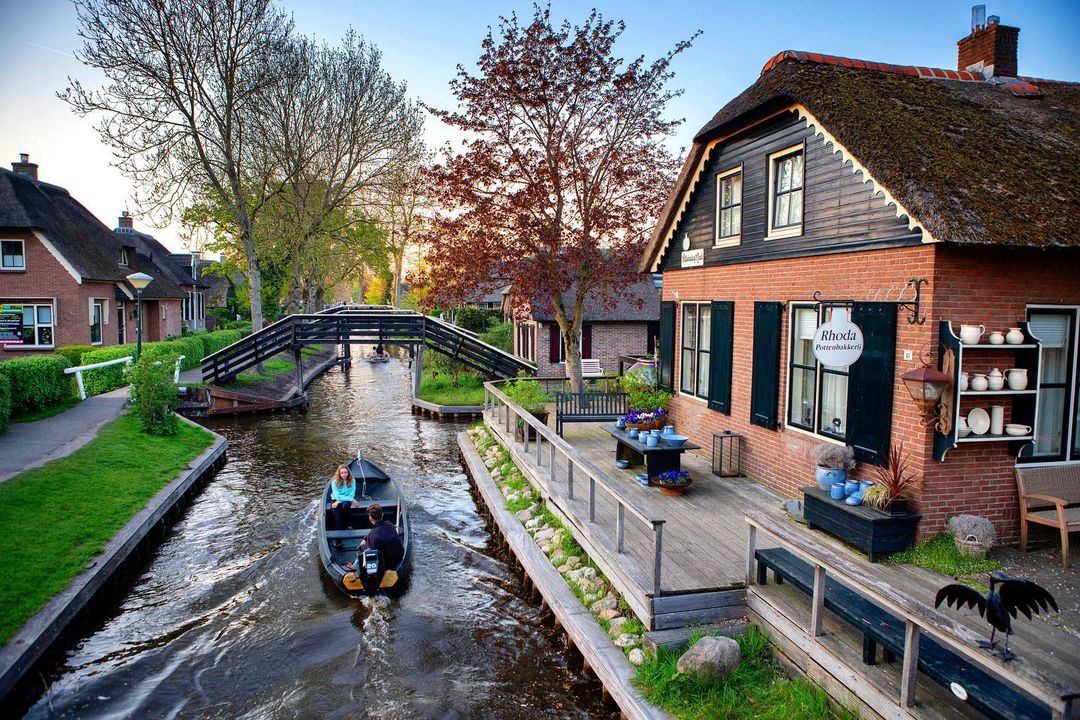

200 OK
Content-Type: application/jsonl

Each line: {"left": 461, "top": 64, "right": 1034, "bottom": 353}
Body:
{"left": 681, "top": 249, "right": 704, "bottom": 268}
{"left": 0, "top": 304, "right": 23, "bottom": 345}
{"left": 813, "top": 307, "right": 863, "bottom": 367}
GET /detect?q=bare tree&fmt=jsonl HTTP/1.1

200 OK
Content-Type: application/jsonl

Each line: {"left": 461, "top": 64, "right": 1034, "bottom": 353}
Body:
{"left": 62, "top": 0, "right": 295, "bottom": 331}
{"left": 377, "top": 147, "right": 431, "bottom": 307}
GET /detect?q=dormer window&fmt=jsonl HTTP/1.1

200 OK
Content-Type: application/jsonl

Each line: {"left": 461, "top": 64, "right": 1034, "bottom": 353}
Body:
{"left": 766, "top": 144, "right": 805, "bottom": 239}
{"left": 119, "top": 246, "right": 131, "bottom": 266}
{"left": 714, "top": 166, "right": 742, "bottom": 248}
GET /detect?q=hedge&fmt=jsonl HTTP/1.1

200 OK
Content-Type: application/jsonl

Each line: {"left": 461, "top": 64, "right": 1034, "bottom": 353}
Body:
{"left": 0, "top": 355, "right": 73, "bottom": 413}
{"left": 199, "top": 329, "right": 243, "bottom": 357}
{"left": 81, "top": 338, "right": 200, "bottom": 396}
{"left": 55, "top": 345, "right": 96, "bottom": 369}
{"left": 0, "top": 374, "right": 11, "bottom": 432}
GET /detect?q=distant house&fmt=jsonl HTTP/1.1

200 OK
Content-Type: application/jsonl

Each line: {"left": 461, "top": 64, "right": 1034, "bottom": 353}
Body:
{"left": 510, "top": 277, "right": 660, "bottom": 377}
{"left": 0, "top": 154, "right": 185, "bottom": 351}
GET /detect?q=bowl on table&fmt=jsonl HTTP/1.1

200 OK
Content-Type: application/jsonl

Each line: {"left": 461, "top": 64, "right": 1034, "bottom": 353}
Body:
{"left": 636, "top": 473, "right": 649, "bottom": 486}
{"left": 664, "top": 434, "right": 689, "bottom": 447}
{"left": 615, "top": 459, "right": 630, "bottom": 469}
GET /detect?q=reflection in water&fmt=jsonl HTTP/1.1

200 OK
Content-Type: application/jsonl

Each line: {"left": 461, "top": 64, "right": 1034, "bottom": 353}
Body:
{"left": 26, "top": 360, "right": 611, "bottom": 719}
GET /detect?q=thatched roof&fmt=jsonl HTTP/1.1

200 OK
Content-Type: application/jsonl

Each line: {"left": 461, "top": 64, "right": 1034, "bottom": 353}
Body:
{"left": 641, "top": 52, "right": 1080, "bottom": 270}
{"left": 530, "top": 276, "right": 660, "bottom": 323}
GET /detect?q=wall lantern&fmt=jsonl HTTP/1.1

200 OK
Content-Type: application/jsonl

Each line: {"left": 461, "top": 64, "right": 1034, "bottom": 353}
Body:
{"left": 900, "top": 347, "right": 955, "bottom": 434}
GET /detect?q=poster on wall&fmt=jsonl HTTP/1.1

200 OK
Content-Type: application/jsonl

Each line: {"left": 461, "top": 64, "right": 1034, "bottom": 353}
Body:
{"left": 813, "top": 307, "right": 863, "bottom": 367}
{"left": 0, "top": 304, "right": 23, "bottom": 345}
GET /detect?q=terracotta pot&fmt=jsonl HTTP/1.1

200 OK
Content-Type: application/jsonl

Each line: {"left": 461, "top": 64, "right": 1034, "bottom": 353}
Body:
{"left": 652, "top": 477, "right": 694, "bottom": 496}
{"left": 627, "top": 417, "right": 665, "bottom": 432}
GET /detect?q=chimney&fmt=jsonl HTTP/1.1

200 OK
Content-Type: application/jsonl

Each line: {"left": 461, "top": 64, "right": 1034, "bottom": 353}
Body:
{"left": 118, "top": 210, "right": 135, "bottom": 230}
{"left": 958, "top": 7, "right": 1019, "bottom": 78}
{"left": 11, "top": 153, "right": 38, "bottom": 181}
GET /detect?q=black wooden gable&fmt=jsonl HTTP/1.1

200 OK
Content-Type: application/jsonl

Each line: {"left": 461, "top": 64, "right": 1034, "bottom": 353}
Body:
{"left": 656, "top": 111, "right": 922, "bottom": 271}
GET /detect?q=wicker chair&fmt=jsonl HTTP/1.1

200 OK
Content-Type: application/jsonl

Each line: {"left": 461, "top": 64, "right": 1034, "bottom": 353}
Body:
{"left": 1014, "top": 465, "right": 1080, "bottom": 569}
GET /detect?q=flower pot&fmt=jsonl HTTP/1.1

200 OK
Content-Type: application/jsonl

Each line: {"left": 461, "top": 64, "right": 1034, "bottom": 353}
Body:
{"left": 815, "top": 466, "right": 846, "bottom": 491}
{"left": 515, "top": 410, "right": 550, "bottom": 442}
{"left": 627, "top": 417, "right": 665, "bottom": 432}
{"left": 653, "top": 477, "right": 694, "bottom": 496}
{"left": 830, "top": 482, "right": 845, "bottom": 500}
{"left": 885, "top": 497, "right": 911, "bottom": 516}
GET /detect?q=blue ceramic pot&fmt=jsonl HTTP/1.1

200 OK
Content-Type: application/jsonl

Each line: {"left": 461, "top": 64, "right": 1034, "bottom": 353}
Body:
{"left": 859, "top": 481, "right": 874, "bottom": 494}
{"left": 844, "top": 480, "right": 859, "bottom": 497}
{"left": 646, "top": 434, "right": 660, "bottom": 447}
{"left": 628, "top": 428, "right": 639, "bottom": 439}
{"left": 845, "top": 494, "right": 863, "bottom": 506}
{"left": 816, "top": 467, "right": 846, "bottom": 491}
{"left": 829, "top": 482, "right": 846, "bottom": 500}
{"left": 615, "top": 418, "right": 626, "bottom": 429}
{"left": 662, "top": 425, "right": 675, "bottom": 436}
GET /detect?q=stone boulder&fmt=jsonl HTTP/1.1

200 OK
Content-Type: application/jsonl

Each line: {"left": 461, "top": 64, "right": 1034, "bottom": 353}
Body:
{"left": 676, "top": 636, "right": 741, "bottom": 680}
{"left": 590, "top": 593, "right": 618, "bottom": 614}
{"left": 628, "top": 648, "right": 646, "bottom": 666}
{"left": 614, "top": 633, "right": 640, "bottom": 649}
{"left": 607, "top": 616, "right": 627, "bottom": 637}
{"left": 567, "top": 567, "right": 597, "bottom": 583}
{"left": 515, "top": 507, "right": 534, "bottom": 523}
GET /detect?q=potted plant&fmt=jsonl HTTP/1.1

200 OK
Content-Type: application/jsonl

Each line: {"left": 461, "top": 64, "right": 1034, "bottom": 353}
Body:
{"left": 623, "top": 408, "right": 667, "bottom": 432}
{"left": 619, "top": 368, "right": 671, "bottom": 431}
{"left": 863, "top": 443, "right": 917, "bottom": 516}
{"left": 503, "top": 376, "right": 549, "bottom": 441}
{"left": 812, "top": 443, "right": 856, "bottom": 491}
{"left": 652, "top": 469, "right": 693, "bottom": 497}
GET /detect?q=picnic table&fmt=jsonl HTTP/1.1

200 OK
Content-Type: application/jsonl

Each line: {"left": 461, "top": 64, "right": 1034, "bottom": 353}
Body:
{"left": 602, "top": 424, "right": 701, "bottom": 478}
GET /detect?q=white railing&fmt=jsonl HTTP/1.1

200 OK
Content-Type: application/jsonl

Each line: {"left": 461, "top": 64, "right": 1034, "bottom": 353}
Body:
{"left": 64, "top": 354, "right": 186, "bottom": 400}
{"left": 484, "top": 380, "right": 666, "bottom": 596}
{"left": 745, "top": 508, "right": 1074, "bottom": 718}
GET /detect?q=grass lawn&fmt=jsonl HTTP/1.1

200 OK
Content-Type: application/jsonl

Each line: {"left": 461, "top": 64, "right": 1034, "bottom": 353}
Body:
{"left": 0, "top": 413, "right": 214, "bottom": 645}
{"left": 11, "top": 396, "right": 81, "bottom": 423}
{"left": 419, "top": 370, "right": 485, "bottom": 406}
{"left": 232, "top": 357, "right": 295, "bottom": 385}
{"left": 889, "top": 534, "right": 1001, "bottom": 588}
{"left": 635, "top": 627, "right": 851, "bottom": 720}
{"left": 300, "top": 346, "right": 323, "bottom": 358}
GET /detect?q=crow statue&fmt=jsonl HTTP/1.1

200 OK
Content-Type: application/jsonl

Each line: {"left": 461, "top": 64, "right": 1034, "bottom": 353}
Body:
{"left": 935, "top": 571, "right": 1058, "bottom": 661}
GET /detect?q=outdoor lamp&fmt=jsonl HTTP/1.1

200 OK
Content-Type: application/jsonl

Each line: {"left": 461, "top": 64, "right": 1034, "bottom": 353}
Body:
{"left": 901, "top": 348, "right": 954, "bottom": 434}
{"left": 126, "top": 271, "right": 153, "bottom": 361}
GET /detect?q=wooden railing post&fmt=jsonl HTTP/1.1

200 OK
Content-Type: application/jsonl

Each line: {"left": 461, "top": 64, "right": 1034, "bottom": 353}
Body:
{"left": 811, "top": 564, "right": 826, "bottom": 638}
{"left": 616, "top": 503, "right": 625, "bottom": 553}
{"left": 536, "top": 433, "right": 543, "bottom": 466}
{"left": 588, "top": 476, "right": 596, "bottom": 522}
{"left": 653, "top": 520, "right": 664, "bottom": 595}
{"left": 549, "top": 443, "right": 556, "bottom": 483}
{"left": 901, "top": 621, "right": 921, "bottom": 707}
{"left": 567, "top": 460, "right": 574, "bottom": 500}
{"left": 746, "top": 523, "right": 757, "bottom": 586}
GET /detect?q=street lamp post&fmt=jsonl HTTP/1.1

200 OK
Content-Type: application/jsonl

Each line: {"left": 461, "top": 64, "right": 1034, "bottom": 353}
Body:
{"left": 126, "top": 272, "right": 153, "bottom": 361}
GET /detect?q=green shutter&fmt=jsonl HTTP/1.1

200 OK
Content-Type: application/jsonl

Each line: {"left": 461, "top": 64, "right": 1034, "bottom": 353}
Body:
{"left": 846, "top": 302, "right": 897, "bottom": 466}
{"left": 658, "top": 301, "right": 676, "bottom": 392}
{"left": 750, "top": 302, "right": 782, "bottom": 429}
{"left": 708, "top": 301, "right": 734, "bottom": 414}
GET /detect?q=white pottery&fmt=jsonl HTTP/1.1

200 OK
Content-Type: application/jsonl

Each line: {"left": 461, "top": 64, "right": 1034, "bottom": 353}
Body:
{"left": 1005, "top": 423, "right": 1032, "bottom": 437}
{"left": 989, "top": 405, "right": 1005, "bottom": 436}
{"left": 988, "top": 332, "right": 1005, "bottom": 345}
{"left": 970, "top": 374, "right": 989, "bottom": 392}
{"left": 959, "top": 372, "right": 969, "bottom": 392}
{"left": 1005, "top": 327, "right": 1025, "bottom": 345}
{"left": 960, "top": 324, "right": 985, "bottom": 345}
{"left": 1006, "top": 368, "right": 1028, "bottom": 390}
{"left": 987, "top": 368, "right": 1005, "bottom": 391}
{"left": 957, "top": 417, "right": 972, "bottom": 438}
{"left": 967, "top": 408, "right": 990, "bottom": 435}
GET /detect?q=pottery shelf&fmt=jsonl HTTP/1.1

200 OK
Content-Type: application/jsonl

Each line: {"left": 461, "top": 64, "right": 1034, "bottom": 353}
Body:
{"left": 959, "top": 390, "right": 1037, "bottom": 396}
{"left": 958, "top": 343, "right": 1038, "bottom": 350}
{"left": 957, "top": 434, "right": 1034, "bottom": 443}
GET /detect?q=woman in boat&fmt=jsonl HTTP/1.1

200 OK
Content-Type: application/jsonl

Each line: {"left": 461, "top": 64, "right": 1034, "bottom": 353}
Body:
{"left": 328, "top": 464, "right": 360, "bottom": 530}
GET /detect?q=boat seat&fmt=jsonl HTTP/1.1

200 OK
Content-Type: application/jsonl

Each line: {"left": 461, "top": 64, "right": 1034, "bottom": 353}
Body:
{"left": 325, "top": 529, "right": 366, "bottom": 539}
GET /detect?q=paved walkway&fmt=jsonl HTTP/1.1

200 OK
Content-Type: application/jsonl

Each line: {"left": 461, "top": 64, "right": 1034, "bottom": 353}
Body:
{"left": 0, "top": 388, "right": 130, "bottom": 482}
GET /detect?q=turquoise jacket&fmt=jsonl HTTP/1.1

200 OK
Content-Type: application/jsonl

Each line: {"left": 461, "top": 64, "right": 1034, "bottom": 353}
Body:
{"left": 331, "top": 479, "right": 356, "bottom": 503}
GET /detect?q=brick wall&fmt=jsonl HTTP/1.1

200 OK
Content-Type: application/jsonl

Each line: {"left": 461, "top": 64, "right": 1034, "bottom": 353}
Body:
{"left": 533, "top": 320, "right": 650, "bottom": 378}
{"left": 957, "top": 23, "right": 1019, "bottom": 77}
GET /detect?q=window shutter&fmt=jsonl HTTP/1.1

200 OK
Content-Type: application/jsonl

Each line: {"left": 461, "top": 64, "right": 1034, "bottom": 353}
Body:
{"left": 846, "top": 302, "right": 897, "bottom": 466}
{"left": 658, "top": 301, "right": 676, "bottom": 392}
{"left": 708, "top": 301, "right": 734, "bottom": 414}
{"left": 549, "top": 324, "right": 560, "bottom": 363}
{"left": 88, "top": 297, "right": 95, "bottom": 325}
{"left": 750, "top": 301, "right": 782, "bottom": 429}
{"left": 582, "top": 323, "right": 592, "bottom": 360}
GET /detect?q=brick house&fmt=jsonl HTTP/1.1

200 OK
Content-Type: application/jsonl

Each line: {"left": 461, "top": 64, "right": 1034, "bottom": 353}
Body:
{"left": 640, "top": 19, "right": 1080, "bottom": 542}
{"left": 0, "top": 155, "right": 185, "bottom": 352}
{"left": 511, "top": 277, "right": 660, "bottom": 378}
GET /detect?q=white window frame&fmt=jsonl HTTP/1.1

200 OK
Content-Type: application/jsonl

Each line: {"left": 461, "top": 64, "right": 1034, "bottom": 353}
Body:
{"left": 765, "top": 143, "right": 806, "bottom": 241}
{"left": 90, "top": 299, "right": 105, "bottom": 345}
{"left": 119, "top": 246, "right": 131, "bottom": 267}
{"left": 1023, "top": 305, "right": 1080, "bottom": 466}
{"left": 785, "top": 302, "right": 850, "bottom": 442}
{"left": 9, "top": 302, "right": 56, "bottom": 349}
{"left": 713, "top": 165, "right": 743, "bottom": 248}
{"left": 117, "top": 301, "right": 126, "bottom": 344}
{"left": 679, "top": 301, "right": 711, "bottom": 401}
{"left": 1, "top": 239, "right": 26, "bottom": 271}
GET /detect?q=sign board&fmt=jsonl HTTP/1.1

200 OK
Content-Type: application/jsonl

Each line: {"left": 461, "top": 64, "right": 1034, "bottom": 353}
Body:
{"left": 0, "top": 304, "right": 23, "bottom": 345}
{"left": 681, "top": 249, "right": 704, "bottom": 268}
{"left": 813, "top": 307, "right": 863, "bottom": 367}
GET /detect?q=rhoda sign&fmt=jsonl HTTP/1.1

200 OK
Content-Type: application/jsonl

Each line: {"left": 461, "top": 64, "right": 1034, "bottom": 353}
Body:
{"left": 813, "top": 308, "right": 863, "bottom": 367}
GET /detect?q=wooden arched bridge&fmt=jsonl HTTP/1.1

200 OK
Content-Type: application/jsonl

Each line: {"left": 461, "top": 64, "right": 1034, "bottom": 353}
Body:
{"left": 200, "top": 305, "right": 532, "bottom": 385}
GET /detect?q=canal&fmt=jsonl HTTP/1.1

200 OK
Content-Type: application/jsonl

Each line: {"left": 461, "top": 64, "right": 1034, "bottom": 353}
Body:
{"left": 25, "top": 360, "right": 612, "bottom": 719}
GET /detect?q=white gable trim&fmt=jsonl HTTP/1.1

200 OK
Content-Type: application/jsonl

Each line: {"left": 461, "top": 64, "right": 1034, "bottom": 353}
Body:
{"left": 31, "top": 229, "right": 83, "bottom": 284}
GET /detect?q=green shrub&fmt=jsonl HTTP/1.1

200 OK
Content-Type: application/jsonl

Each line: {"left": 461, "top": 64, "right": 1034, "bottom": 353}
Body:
{"left": 54, "top": 345, "right": 96, "bottom": 368}
{"left": 480, "top": 320, "right": 513, "bottom": 353}
{"left": 503, "top": 376, "right": 547, "bottom": 414}
{"left": 0, "top": 355, "right": 72, "bottom": 413}
{"left": 159, "top": 335, "right": 204, "bottom": 369}
{"left": 128, "top": 358, "right": 179, "bottom": 435}
{"left": 81, "top": 345, "right": 137, "bottom": 396}
{"left": 0, "top": 374, "right": 11, "bottom": 432}
{"left": 620, "top": 366, "right": 670, "bottom": 411}
{"left": 223, "top": 321, "right": 252, "bottom": 335}
{"left": 199, "top": 329, "right": 243, "bottom": 357}
{"left": 455, "top": 307, "right": 499, "bottom": 334}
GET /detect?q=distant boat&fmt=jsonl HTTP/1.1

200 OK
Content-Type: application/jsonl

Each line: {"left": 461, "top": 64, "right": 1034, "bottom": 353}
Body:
{"left": 365, "top": 351, "right": 391, "bottom": 364}
{"left": 317, "top": 454, "right": 411, "bottom": 597}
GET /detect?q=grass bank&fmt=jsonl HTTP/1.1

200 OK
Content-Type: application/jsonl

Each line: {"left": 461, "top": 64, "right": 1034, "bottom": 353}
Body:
{"left": 231, "top": 357, "right": 295, "bottom": 385}
{"left": 889, "top": 533, "right": 1000, "bottom": 589}
{"left": 0, "top": 413, "right": 214, "bottom": 645}
{"left": 420, "top": 370, "right": 485, "bottom": 406}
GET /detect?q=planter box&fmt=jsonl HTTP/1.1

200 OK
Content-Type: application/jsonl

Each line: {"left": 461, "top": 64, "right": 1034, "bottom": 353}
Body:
{"left": 801, "top": 487, "right": 921, "bottom": 562}
{"left": 515, "top": 411, "right": 550, "bottom": 442}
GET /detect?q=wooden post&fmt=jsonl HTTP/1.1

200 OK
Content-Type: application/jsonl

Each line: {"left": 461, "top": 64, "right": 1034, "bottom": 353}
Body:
{"left": 589, "top": 476, "right": 596, "bottom": 522}
{"left": 653, "top": 520, "right": 664, "bottom": 595}
{"left": 567, "top": 461, "right": 574, "bottom": 500}
{"left": 536, "top": 433, "right": 542, "bottom": 466}
{"left": 549, "top": 443, "right": 556, "bottom": 483}
{"left": 901, "top": 621, "right": 921, "bottom": 707}
{"left": 746, "top": 524, "right": 757, "bottom": 586}
{"left": 810, "top": 564, "right": 826, "bottom": 638}
{"left": 412, "top": 344, "right": 424, "bottom": 398}
{"left": 293, "top": 343, "right": 303, "bottom": 396}
{"left": 617, "top": 503, "right": 625, "bottom": 553}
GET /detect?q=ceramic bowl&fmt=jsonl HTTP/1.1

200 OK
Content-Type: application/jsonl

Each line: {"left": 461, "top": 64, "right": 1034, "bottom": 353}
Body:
{"left": 615, "top": 459, "right": 630, "bottom": 469}
{"left": 664, "top": 434, "right": 689, "bottom": 447}
{"left": 636, "top": 473, "right": 650, "bottom": 486}
{"left": 1004, "top": 423, "right": 1032, "bottom": 437}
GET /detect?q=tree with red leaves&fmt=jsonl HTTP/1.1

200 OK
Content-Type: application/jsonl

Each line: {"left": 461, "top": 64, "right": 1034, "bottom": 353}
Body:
{"left": 418, "top": 6, "right": 695, "bottom": 391}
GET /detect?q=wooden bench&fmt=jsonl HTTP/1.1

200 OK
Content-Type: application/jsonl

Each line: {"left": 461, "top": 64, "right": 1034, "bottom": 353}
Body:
{"left": 554, "top": 391, "right": 627, "bottom": 436}
{"left": 581, "top": 358, "right": 604, "bottom": 378}
{"left": 755, "top": 547, "right": 1052, "bottom": 720}
{"left": 1016, "top": 464, "right": 1080, "bottom": 569}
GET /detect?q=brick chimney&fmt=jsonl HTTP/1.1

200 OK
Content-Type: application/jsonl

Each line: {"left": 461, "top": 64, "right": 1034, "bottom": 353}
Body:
{"left": 11, "top": 153, "right": 38, "bottom": 181}
{"left": 958, "top": 14, "right": 1019, "bottom": 78}
{"left": 118, "top": 210, "right": 135, "bottom": 231}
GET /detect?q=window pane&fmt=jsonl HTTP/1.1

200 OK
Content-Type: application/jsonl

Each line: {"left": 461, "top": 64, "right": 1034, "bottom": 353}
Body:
{"left": 791, "top": 153, "right": 804, "bottom": 189}
{"left": 683, "top": 305, "right": 696, "bottom": 348}
{"left": 778, "top": 159, "right": 791, "bottom": 192}
{"left": 730, "top": 206, "right": 741, "bottom": 235}
{"left": 731, "top": 173, "right": 741, "bottom": 203}
{"left": 789, "top": 189, "right": 803, "bottom": 225}
{"left": 775, "top": 194, "right": 790, "bottom": 227}
{"left": 697, "top": 350, "right": 710, "bottom": 397}
{"left": 23, "top": 306, "right": 34, "bottom": 324}
{"left": 720, "top": 210, "right": 731, "bottom": 238}
{"left": 793, "top": 308, "right": 816, "bottom": 364}
{"left": 681, "top": 349, "right": 696, "bottom": 394}
{"left": 37, "top": 326, "right": 52, "bottom": 346}
{"left": 1035, "top": 387, "right": 1065, "bottom": 456}
{"left": 819, "top": 373, "right": 848, "bottom": 438}
{"left": 21, "top": 326, "right": 34, "bottom": 344}
{"left": 790, "top": 367, "right": 816, "bottom": 428}
{"left": 37, "top": 305, "right": 51, "bottom": 324}
{"left": 721, "top": 178, "right": 732, "bottom": 207}
{"left": 699, "top": 305, "right": 711, "bottom": 344}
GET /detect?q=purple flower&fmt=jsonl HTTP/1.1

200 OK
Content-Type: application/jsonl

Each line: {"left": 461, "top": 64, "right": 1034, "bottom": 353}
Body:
{"left": 657, "top": 470, "right": 690, "bottom": 485}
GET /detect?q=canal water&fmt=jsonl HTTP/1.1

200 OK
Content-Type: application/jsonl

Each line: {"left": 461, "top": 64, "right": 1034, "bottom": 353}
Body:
{"left": 25, "top": 360, "right": 612, "bottom": 719}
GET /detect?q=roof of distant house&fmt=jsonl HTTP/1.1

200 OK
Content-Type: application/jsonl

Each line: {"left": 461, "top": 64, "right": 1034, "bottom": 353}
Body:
{"left": 642, "top": 50, "right": 1080, "bottom": 270}
{"left": 529, "top": 276, "right": 660, "bottom": 323}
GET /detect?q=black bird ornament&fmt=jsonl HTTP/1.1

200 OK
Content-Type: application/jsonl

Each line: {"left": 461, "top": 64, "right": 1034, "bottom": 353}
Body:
{"left": 935, "top": 571, "right": 1058, "bottom": 661}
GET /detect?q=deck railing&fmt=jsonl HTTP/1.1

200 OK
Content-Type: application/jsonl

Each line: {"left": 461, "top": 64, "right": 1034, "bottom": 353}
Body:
{"left": 484, "top": 380, "right": 666, "bottom": 598}
{"left": 745, "top": 508, "right": 1075, "bottom": 719}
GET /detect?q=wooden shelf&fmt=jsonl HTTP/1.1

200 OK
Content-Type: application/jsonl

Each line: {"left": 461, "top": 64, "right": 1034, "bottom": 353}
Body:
{"left": 960, "top": 343, "right": 1037, "bottom": 350}
{"left": 957, "top": 434, "right": 1033, "bottom": 443}
{"left": 959, "top": 389, "right": 1036, "bottom": 396}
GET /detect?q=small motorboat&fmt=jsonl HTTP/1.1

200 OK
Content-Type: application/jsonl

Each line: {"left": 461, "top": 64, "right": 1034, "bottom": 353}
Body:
{"left": 317, "top": 453, "right": 411, "bottom": 597}
{"left": 365, "top": 346, "right": 391, "bottom": 363}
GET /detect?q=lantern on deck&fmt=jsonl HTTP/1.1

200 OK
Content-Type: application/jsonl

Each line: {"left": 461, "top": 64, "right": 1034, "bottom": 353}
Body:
{"left": 712, "top": 431, "right": 743, "bottom": 478}
{"left": 900, "top": 348, "right": 955, "bottom": 434}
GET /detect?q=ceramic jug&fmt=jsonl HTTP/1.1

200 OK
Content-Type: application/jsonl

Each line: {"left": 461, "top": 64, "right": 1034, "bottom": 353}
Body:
{"left": 988, "top": 331, "right": 1005, "bottom": 345}
{"left": 989, "top": 405, "right": 1005, "bottom": 436}
{"left": 957, "top": 416, "right": 971, "bottom": 437}
{"left": 970, "top": 374, "right": 989, "bottom": 392}
{"left": 987, "top": 368, "right": 1005, "bottom": 391}
{"left": 959, "top": 372, "right": 969, "bottom": 392}
{"left": 960, "top": 324, "right": 985, "bottom": 345}
{"left": 1006, "top": 368, "right": 1028, "bottom": 390}
{"left": 1005, "top": 327, "right": 1025, "bottom": 345}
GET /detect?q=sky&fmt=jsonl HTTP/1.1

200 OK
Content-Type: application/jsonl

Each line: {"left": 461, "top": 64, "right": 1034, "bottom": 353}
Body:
{"left": 1, "top": 0, "right": 1077, "bottom": 251}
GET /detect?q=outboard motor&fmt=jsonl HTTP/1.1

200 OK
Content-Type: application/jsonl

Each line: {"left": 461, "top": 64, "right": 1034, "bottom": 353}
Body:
{"left": 358, "top": 548, "right": 385, "bottom": 593}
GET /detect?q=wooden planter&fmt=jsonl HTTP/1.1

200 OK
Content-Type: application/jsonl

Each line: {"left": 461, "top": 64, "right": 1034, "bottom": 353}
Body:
{"left": 801, "top": 487, "right": 921, "bottom": 562}
{"left": 515, "top": 410, "right": 550, "bottom": 442}
{"left": 627, "top": 416, "right": 665, "bottom": 432}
